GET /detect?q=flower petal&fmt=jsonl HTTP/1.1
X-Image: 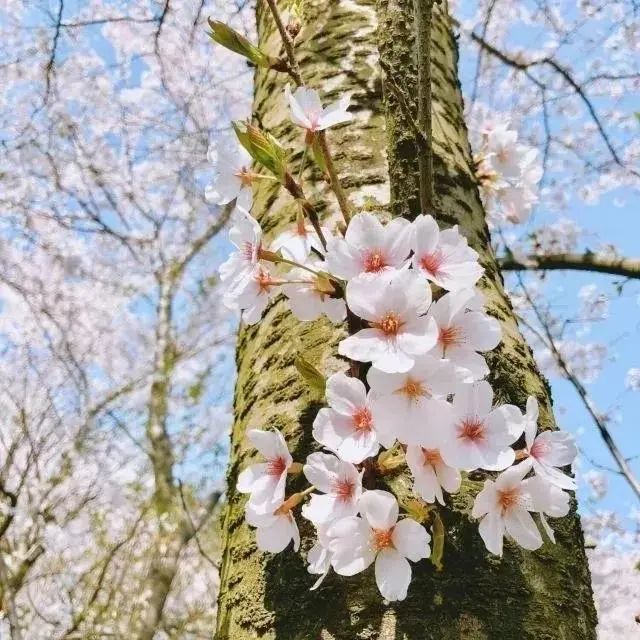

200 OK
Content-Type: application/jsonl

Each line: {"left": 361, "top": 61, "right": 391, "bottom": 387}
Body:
{"left": 359, "top": 490, "right": 398, "bottom": 530}
{"left": 392, "top": 518, "right": 430, "bottom": 562}
{"left": 375, "top": 548, "right": 412, "bottom": 601}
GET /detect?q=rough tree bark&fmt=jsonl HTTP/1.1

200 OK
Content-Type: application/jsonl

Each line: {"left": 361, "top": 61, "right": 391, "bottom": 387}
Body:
{"left": 215, "top": 1, "right": 598, "bottom": 638}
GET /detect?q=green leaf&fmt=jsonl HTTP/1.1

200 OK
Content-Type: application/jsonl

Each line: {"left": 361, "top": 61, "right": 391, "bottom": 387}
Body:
{"left": 294, "top": 355, "right": 326, "bottom": 397}
{"left": 207, "top": 19, "right": 275, "bottom": 68}
{"left": 430, "top": 510, "right": 445, "bottom": 572}
{"left": 232, "top": 121, "right": 288, "bottom": 179}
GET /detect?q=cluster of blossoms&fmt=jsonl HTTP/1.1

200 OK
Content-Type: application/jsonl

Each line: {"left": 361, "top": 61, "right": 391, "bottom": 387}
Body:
{"left": 208, "top": 30, "right": 577, "bottom": 601}
{"left": 470, "top": 112, "right": 543, "bottom": 225}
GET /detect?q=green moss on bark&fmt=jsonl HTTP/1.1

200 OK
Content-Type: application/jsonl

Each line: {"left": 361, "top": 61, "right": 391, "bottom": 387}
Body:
{"left": 215, "top": 1, "right": 597, "bottom": 638}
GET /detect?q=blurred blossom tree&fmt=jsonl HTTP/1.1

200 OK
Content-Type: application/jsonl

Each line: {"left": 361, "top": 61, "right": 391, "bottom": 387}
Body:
{"left": 0, "top": 0, "right": 250, "bottom": 637}
{"left": 0, "top": 0, "right": 638, "bottom": 639}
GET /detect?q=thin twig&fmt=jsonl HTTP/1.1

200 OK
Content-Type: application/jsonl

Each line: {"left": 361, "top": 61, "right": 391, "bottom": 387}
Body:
{"left": 264, "top": 0, "right": 302, "bottom": 85}
{"left": 515, "top": 273, "right": 640, "bottom": 500}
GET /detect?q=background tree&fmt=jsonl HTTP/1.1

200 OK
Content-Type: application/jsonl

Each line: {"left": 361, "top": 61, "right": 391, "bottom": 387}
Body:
{"left": 0, "top": 1, "right": 246, "bottom": 637}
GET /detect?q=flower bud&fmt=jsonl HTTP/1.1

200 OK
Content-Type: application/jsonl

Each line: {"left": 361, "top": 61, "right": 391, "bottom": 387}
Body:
{"left": 208, "top": 19, "right": 277, "bottom": 69}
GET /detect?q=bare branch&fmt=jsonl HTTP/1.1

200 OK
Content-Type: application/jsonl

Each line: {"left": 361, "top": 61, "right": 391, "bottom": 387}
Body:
{"left": 500, "top": 252, "right": 640, "bottom": 280}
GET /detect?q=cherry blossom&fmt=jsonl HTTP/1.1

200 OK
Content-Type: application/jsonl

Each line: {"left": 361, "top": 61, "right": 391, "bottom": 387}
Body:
{"left": 517, "top": 396, "right": 578, "bottom": 490}
{"left": 219, "top": 210, "right": 264, "bottom": 292}
{"left": 494, "top": 155, "right": 542, "bottom": 224}
{"left": 285, "top": 84, "right": 352, "bottom": 135}
{"left": 411, "top": 215, "right": 483, "bottom": 291}
{"left": 272, "top": 219, "right": 329, "bottom": 262}
{"left": 405, "top": 445, "right": 461, "bottom": 505}
{"left": 237, "top": 428, "right": 293, "bottom": 511}
{"left": 206, "top": 140, "right": 254, "bottom": 211}
{"left": 325, "top": 213, "right": 413, "bottom": 281}
{"left": 224, "top": 264, "right": 281, "bottom": 325}
{"left": 426, "top": 289, "right": 501, "bottom": 380}
{"left": 483, "top": 123, "right": 526, "bottom": 180}
{"left": 245, "top": 500, "right": 301, "bottom": 553}
{"left": 367, "top": 355, "right": 461, "bottom": 446}
{"left": 625, "top": 368, "right": 640, "bottom": 391}
{"left": 302, "top": 452, "right": 363, "bottom": 524}
{"left": 526, "top": 475, "right": 571, "bottom": 543}
{"left": 307, "top": 523, "right": 334, "bottom": 590}
{"left": 312, "top": 372, "right": 380, "bottom": 464}
{"left": 472, "top": 464, "right": 542, "bottom": 556}
{"left": 339, "top": 270, "right": 438, "bottom": 373}
{"left": 281, "top": 264, "right": 346, "bottom": 323}
{"left": 439, "top": 381, "right": 523, "bottom": 471}
{"left": 329, "top": 490, "right": 430, "bottom": 601}
{"left": 470, "top": 113, "right": 542, "bottom": 225}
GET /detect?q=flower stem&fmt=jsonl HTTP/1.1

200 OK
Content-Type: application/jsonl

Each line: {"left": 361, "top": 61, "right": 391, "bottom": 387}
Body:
{"left": 265, "top": 0, "right": 303, "bottom": 86}
{"left": 317, "top": 131, "right": 352, "bottom": 225}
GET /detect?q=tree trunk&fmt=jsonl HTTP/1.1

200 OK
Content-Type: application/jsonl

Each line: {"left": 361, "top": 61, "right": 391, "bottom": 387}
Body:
{"left": 215, "top": 1, "right": 598, "bottom": 638}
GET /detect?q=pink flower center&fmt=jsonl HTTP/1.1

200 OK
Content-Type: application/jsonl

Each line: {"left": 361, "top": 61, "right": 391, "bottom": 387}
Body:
{"left": 242, "top": 241, "right": 256, "bottom": 262}
{"left": 397, "top": 377, "right": 429, "bottom": 401}
{"left": 497, "top": 486, "right": 520, "bottom": 513}
{"left": 496, "top": 148, "right": 509, "bottom": 164}
{"left": 352, "top": 407, "right": 373, "bottom": 433}
{"left": 457, "top": 417, "right": 486, "bottom": 443}
{"left": 375, "top": 312, "right": 403, "bottom": 337}
{"left": 419, "top": 250, "right": 445, "bottom": 277}
{"left": 422, "top": 448, "right": 443, "bottom": 466}
{"left": 438, "top": 325, "right": 465, "bottom": 352}
{"left": 235, "top": 166, "right": 254, "bottom": 187}
{"left": 530, "top": 438, "right": 549, "bottom": 460}
{"left": 372, "top": 528, "right": 394, "bottom": 551}
{"left": 363, "top": 250, "right": 387, "bottom": 273}
{"left": 266, "top": 456, "right": 287, "bottom": 477}
{"left": 332, "top": 477, "right": 356, "bottom": 502}
{"left": 255, "top": 268, "right": 275, "bottom": 293}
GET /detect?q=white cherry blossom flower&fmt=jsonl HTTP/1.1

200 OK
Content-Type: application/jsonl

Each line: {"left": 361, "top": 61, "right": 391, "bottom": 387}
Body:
{"left": 307, "top": 523, "right": 334, "bottom": 590}
{"left": 237, "top": 428, "right": 293, "bottom": 510}
{"left": 219, "top": 210, "right": 264, "bottom": 292}
{"left": 495, "top": 165, "right": 541, "bottom": 224}
{"left": 426, "top": 289, "right": 501, "bottom": 381}
{"left": 484, "top": 124, "right": 524, "bottom": 179}
{"left": 439, "top": 381, "right": 523, "bottom": 471}
{"left": 271, "top": 219, "right": 329, "bottom": 262}
{"left": 245, "top": 500, "right": 300, "bottom": 553}
{"left": 526, "top": 474, "right": 571, "bottom": 543}
{"left": 312, "top": 372, "right": 380, "bottom": 464}
{"left": 339, "top": 270, "right": 438, "bottom": 373}
{"left": 281, "top": 265, "right": 346, "bottom": 323}
{"left": 367, "top": 355, "right": 461, "bottom": 446}
{"left": 405, "top": 445, "right": 461, "bottom": 505}
{"left": 329, "top": 490, "right": 430, "bottom": 601}
{"left": 625, "top": 367, "right": 640, "bottom": 391}
{"left": 302, "top": 452, "right": 363, "bottom": 524}
{"left": 411, "top": 215, "right": 483, "bottom": 291}
{"left": 325, "top": 213, "right": 413, "bottom": 281}
{"left": 206, "top": 140, "right": 254, "bottom": 211}
{"left": 224, "top": 264, "right": 280, "bottom": 325}
{"left": 517, "top": 396, "right": 577, "bottom": 490}
{"left": 472, "top": 464, "right": 542, "bottom": 557}
{"left": 285, "top": 85, "right": 352, "bottom": 134}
